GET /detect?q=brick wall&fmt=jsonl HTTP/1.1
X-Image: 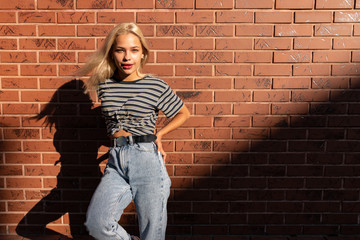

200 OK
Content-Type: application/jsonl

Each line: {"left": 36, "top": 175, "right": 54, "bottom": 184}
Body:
{"left": 1, "top": 0, "right": 360, "bottom": 239}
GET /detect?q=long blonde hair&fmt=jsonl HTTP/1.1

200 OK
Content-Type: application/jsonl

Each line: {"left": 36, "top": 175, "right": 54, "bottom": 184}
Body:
{"left": 77, "top": 22, "right": 150, "bottom": 91}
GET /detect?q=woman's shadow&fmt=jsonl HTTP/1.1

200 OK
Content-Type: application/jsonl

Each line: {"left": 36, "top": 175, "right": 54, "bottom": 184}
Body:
{"left": 16, "top": 80, "right": 109, "bottom": 239}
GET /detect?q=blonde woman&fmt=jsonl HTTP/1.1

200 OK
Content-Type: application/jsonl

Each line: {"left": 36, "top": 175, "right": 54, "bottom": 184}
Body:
{"left": 79, "top": 23, "right": 190, "bottom": 240}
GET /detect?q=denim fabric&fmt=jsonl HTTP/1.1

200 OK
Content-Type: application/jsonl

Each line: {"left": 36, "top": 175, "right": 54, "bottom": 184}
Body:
{"left": 85, "top": 141, "right": 171, "bottom": 240}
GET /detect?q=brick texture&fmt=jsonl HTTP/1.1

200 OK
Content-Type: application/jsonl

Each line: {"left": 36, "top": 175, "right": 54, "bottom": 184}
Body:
{"left": 1, "top": 0, "right": 360, "bottom": 239}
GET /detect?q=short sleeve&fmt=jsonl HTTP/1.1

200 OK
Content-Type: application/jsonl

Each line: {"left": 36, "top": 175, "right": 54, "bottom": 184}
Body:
{"left": 156, "top": 84, "right": 184, "bottom": 118}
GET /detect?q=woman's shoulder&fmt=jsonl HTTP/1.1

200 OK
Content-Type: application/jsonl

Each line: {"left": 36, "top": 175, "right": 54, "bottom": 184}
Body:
{"left": 141, "top": 75, "right": 169, "bottom": 87}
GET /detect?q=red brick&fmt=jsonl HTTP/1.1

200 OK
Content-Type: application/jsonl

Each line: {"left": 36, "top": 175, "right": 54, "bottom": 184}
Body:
{"left": 276, "top": 0, "right": 314, "bottom": 9}
{"left": 97, "top": 12, "right": 134, "bottom": 23}
{"left": 235, "top": 77, "right": 272, "bottom": 89}
{"left": 0, "top": 65, "right": 17, "bottom": 76}
{"left": 195, "top": 77, "right": 232, "bottom": 89}
{"left": 3, "top": 103, "right": 38, "bottom": 115}
{"left": 175, "top": 141, "right": 212, "bottom": 152}
{"left": 38, "top": 0, "right": 74, "bottom": 9}
{"left": 77, "top": 25, "right": 113, "bottom": 37}
{"left": 332, "top": 64, "right": 360, "bottom": 76}
{"left": 236, "top": 25, "right": 273, "bottom": 36}
{"left": 157, "top": 52, "right": 193, "bottom": 63}
{"left": 216, "top": 38, "right": 252, "bottom": 50}
{"left": 21, "top": 90, "right": 55, "bottom": 102}
{"left": 255, "top": 65, "right": 292, "bottom": 76}
{"left": 215, "top": 65, "right": 252, "bottom": 76}
{"left": 0, "top": 91, "right": 18, "bottom": 102}
{"left": 234, "top": 103, "right": 270, "bottom": 114}
{"left": 0, "top": 25, "right": 36, "bottom": 36}
{"left": 255, "top": 12, "right": 292, "bottom": 23}
{"left": 137, "top": 12, "right": 174, "bottom": 23}
{"left": 177, "top": 11, "right": 214, "bottom": 23}
{"left": 275, "top": 25, "right": 313, "bottom": 37}
{"left": 334, "top": 38, "right": 360, "bottom": 49}
{"left": 19, "top": 11, "right": 55, "bottom": 23}
{"left": 58, "top": 12, "right": 96, "bottom": 23}
{"left": 292, "top": 90, "right": 329, "bottom": 102}
{"left": 6, "top": 178, "right": 42, "bottom": 188}
{"left": 313, "top": 51, "right": 351, "bottom": 63}
{"left": 273, "top": 77, "right": 310, "bottom": 89}
{"left": 1, "top": 52, "right": 36, "bottom": 63}
{"left": 316, "top": 0, "right": 354, "bottom": 9}
{"left": 352, "top": 51, "right": 360, "bottom": 62}
{"left": 177, "top": 91, "right": 212, "bottom": 102}
{"left": 58, "top": 38, "right": 95, "bottom": 50}
{"left": 355, "top": 24, "right": 360, "bottom": 35}
{"left": 155, "top": 0, "right": 194, "bottom": 8}
{"left": 233, "top": 128, "right": 269, "bottom": 139}
{"left": 0, "top": 0, "right": 35, "bottom": 9}
{"left": 335, "top": 11, "right": 360, "bottom": 22}
{"left": 40, "top": 51, "right": 76, "bottom": 63}
{"left": 315, "top": 24, "right": 352, "bottom": 36}
{"left": 254, "top": 90, "right": 290, "bottom": 102}
{"left": 196, "top": 104, "right": 232, "bottom": 115}
{"left": 176, "top": 65, "right": 212, "bottom": 76}
{"left": 253, "top": 116, "right": 289, "bottom": 127}
{"left": 197, "top": 25, "right": 234, "bottom": 37}
{"left": 272, "top": 103, "right": 309, "bottom": 114}
{"left": 216, "top": 11, "right": 253, "bottom": 23}
{"left": 196, "top": 51, "right": 233, "bottom": 63}
{"left": 177, "top": 38, "right": 213, "bottom": 50}
{"left": 213, "top": 140, "right": 249, "bottom": 151}
{"left": 163, "top": 77, "right": 194, "bottom": 89}
{"left": 39, "top": 25, "right": 75, "bottom": 36}
{"left": 293, "top": 64, "right": 331, "bottom": 76}
{"left": 175, "top": 165, "right": 211, "bottom": 176}
{"left": 236, "top": 0, "right": 273, "bottom": 9}
{"left": 4, "top": 129, "right": 40, "bottom": 139}
{"left": 182, "top": 116, "right": 212, "bottom": 127}
{"left": 0, "top": 39, "right": 17, "bottom": 50}
{"left": 77, "top": 0, "right": 113, "bottom": 8}
{"left": 5, "top": 153, "right": 41, "bottom": 164}
{"left": 255, "top": 38, "right": 291, "bottom": 50}
{"left": 144, "top": 64, "right": 173, "bottom": 76}
{"left": 117, "top": 0, "right": 153, "bottom": 8}
{"left": 195, "top": 128, "right": 231, "bottom": 139}
{"left": 274, "top": 51, "right": 311, "bottom": 63}
{"left": 235, "top": 52, "right": 272, "bottom": 63}
{"left": 0, "top": 12, "right": 16, "bottom": 23}
{"left": 0, "top": 117, "right": 20, "bottom": 127}
{"left": 157, "top": 25, "right": 194, "bottom": 37}
{"left": 23, "top": 141, "right": 56, "bottom": 152}
{"left": 21, "top": 65, "right": 56, "bottom": 76}
{"left": 312, "top": 77, "right": 349, "bottom": 89}
{"left": 294, "top": 38, "right": 332, "bottom": 50}
{"left": 196, "top": 0, "right": 233, "bottom": 9}
{"left": 20, "top": 38, "right": 56, "bottom": 50}
{"left": 295, "top": 11, "right": 332, "bottom": 23}
{"left": 215, "top": 90, "right": 251, "bottom": 102}
{"left": 25, "top": 166, "right": 60, "bottom": 176}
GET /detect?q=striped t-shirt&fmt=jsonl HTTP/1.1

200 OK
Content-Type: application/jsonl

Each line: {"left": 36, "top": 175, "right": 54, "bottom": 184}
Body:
{"left": 98, "top": 75, "right": 184, "bottom": 136}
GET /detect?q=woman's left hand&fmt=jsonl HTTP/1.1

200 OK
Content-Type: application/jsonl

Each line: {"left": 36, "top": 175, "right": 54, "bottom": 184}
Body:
{"left": 155, "top": 136, "right": 167, "bottom": 162}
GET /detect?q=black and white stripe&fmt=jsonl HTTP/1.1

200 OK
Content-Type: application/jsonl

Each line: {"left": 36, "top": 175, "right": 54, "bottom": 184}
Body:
{"left": 98, "top": 75, "right": 184, "bottom": 136}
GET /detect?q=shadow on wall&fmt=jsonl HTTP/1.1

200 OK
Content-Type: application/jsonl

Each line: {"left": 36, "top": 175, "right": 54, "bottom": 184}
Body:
{"left": 166, "top": 78, "right": 360, "bottom": 238}
{"left": 13, "top": 78, "right": 360, "bottom": 239}
{"left": 15, "top": 80, "right": 109, "bottom": 238}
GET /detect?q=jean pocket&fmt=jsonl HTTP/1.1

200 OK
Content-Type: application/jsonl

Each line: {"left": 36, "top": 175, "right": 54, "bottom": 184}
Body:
{"left": 133, "top": 142, "right": 156, "bottom": 152}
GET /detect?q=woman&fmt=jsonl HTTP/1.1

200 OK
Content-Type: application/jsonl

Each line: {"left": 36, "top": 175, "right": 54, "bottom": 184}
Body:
{"left": 78, "top": 22, "right": 190, "bottom": 240}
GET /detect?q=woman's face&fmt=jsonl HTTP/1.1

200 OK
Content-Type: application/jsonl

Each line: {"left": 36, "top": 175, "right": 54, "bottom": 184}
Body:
{"left": 112, "top": 33, "right": 144, "bottom": 81}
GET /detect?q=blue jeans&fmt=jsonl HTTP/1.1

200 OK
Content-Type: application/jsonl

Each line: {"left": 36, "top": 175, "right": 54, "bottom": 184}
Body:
{"left": 85, "top": 141, "right": 171, "bottom": 240}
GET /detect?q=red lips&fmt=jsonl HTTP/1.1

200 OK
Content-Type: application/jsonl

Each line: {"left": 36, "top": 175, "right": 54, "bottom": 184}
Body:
{"left": 121, "top": 64, "right": 133, "bottom": 70}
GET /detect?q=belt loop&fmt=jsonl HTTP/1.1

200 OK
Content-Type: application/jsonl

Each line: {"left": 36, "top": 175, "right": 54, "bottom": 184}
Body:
{"left": 128, "top": 135, "right": 134, "bottom": 145}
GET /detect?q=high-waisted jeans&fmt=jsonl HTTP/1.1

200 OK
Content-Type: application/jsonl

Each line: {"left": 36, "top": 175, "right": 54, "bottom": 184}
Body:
{"left": 85, "top": 141, "right": 171, "bottom": 240}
